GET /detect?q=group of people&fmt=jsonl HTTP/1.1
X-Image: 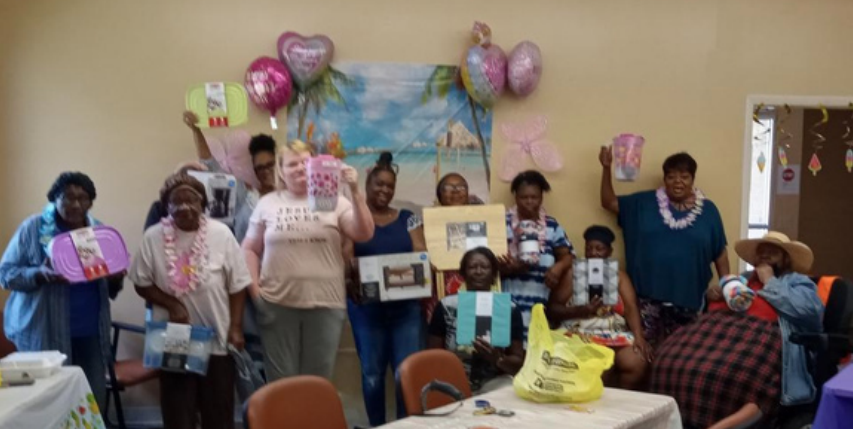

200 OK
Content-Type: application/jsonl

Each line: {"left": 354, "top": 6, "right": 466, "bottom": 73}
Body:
{"left": 0, "top": 111, "right": 826, "bottom": 429}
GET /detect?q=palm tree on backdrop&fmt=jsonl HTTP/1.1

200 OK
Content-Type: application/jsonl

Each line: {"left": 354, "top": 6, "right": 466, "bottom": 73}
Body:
{"left": 290, "top": 67, "right": 357, "bottom": 140}
{"left": 420, "top": 65, "right": 491, "bottom": 188}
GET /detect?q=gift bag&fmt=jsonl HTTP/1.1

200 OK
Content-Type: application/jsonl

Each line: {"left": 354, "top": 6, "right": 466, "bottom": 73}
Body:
{"left": 513, "top": 304, "right": 614, "bottom": 403}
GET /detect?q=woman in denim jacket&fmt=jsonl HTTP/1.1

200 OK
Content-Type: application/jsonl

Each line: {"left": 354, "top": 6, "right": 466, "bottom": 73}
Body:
{"left": 651, "top": 231, "right": 823, "bottom": 429}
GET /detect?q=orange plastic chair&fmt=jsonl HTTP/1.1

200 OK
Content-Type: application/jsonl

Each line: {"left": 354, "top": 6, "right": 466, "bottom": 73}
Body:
{"left": 246, "top": 375, "right": 347, "bottom": 429}
{"left": 397, "top": 349, "right": 473, "bottom": 416}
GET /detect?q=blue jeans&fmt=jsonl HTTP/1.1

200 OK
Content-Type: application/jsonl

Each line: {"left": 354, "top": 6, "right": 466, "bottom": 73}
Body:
{"left": 347, "top": 299, "right": 423, "bottom": 427}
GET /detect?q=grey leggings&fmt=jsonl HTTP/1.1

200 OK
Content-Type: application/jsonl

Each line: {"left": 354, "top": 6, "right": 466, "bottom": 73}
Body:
{"left": 254, "top": 298, "right": 346, "bottom": 382}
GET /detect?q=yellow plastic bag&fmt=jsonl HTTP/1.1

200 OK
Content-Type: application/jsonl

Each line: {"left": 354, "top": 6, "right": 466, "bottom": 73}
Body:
{"left": 513, "top": 304, "right": 615, "bottom": 403}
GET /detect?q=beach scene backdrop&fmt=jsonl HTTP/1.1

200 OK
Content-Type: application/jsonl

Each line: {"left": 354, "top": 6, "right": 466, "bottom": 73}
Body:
{"left": 286, "top": 62, "right": 493, "bottom": 213}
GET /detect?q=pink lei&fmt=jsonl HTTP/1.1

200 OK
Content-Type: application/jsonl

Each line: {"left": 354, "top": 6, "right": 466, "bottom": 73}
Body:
{"left": 161, "top": 216, "right": 208, "bottom": 296}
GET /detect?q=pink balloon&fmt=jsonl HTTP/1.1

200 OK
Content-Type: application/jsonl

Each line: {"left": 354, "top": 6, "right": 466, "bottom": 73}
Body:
{"left": 277, "top": 32, "right": 335, "bottom": 88}
{"left": 507, "top": 41, "right": 542, "bottom": 97}
{"left": 244, "top": 57, "right": 293, "bottom": 127}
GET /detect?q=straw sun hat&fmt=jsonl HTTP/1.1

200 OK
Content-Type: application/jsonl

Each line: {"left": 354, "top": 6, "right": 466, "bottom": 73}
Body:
{"left": 734, "top": 231, "right": 814, "bottom": 274}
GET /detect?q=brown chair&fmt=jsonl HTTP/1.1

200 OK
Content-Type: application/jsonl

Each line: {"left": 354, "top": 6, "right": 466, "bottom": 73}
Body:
{"left": 246, "top": 375, "right": 347, "bottom": 429}
{"left": 105, "top": 321, "right": 159, "bottom": 429}
{"left": 0, "top": 311, "right": 17, "bottom": 358}
{"left": 397, "top": 349, "right": 472, "bottom": 416}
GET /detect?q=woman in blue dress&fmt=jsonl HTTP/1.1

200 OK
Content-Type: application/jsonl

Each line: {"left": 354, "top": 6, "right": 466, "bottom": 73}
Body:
{"left": 346, "top": 152, "right": 426, "bottom": 427}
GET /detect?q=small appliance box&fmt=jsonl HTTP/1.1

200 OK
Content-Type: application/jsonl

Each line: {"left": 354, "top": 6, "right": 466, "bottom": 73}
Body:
{"left": 187, "top": 171, "right": 238, "bottom": 226}
{"left": 456, "top": 291, "right": 513, "bottom": 348}
{"left": 143, "top": 321, "right": 214, "bottom": 375}
{"left": 572, "top": 258, "right": 620, "bottom": 306}
{"left": 358, "top": 252, "right": 432, "bottom": 303}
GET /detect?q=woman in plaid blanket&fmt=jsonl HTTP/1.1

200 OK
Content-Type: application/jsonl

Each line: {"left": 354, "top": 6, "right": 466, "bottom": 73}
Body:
{"left": 650, "top": 231, "right": 823, "bottom": 429}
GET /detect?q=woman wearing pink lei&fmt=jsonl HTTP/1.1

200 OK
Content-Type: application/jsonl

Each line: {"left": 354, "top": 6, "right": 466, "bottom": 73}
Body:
{"left": 599, "top": 149, "right": 730, "bottom": 347}
{"left": 242, "top": 140, "right": 374, "bottom": 381}
{"left": 129, "top": 174, "right": 251, "bottom": 429}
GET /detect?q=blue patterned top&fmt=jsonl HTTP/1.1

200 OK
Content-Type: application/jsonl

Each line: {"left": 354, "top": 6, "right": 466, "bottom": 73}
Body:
{"left": 502, "top": 212, "right": 574, "bottom": 340}
{"left": 1, "top": 210, "right": 114, "bottom": 363}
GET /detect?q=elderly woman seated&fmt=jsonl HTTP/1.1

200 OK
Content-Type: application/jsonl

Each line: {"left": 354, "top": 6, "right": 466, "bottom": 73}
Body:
{"left": 650, "top": 232, "right": 824, "bottom": 429}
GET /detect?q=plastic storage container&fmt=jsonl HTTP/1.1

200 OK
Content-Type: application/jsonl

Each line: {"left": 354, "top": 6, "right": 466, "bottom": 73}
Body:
{"left": 143, "top": 321, "right": 214, "bottom": 375}
{"left": 306, "top": 155, "right": 341, "bottom": 212}
{"left": 0, "top": 351, "right": 67, "bottom": 382}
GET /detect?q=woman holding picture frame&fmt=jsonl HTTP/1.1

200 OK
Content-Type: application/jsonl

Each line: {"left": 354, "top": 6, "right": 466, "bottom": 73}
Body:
{"left": 345, "top": 152, "right": 427, "bottom": 427}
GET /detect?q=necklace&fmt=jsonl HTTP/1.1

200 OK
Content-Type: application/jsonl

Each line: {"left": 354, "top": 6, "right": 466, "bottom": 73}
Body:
{"left": 162, "top": 216, "right": 208, "bottom": 296}
{"left": 656, "top": 187, "right": 705, "bottom": 230}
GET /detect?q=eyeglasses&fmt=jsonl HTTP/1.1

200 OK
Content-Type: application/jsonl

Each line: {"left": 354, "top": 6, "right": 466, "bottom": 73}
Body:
{"left": 58, "top": 193, "right": 91, "bottom": 207}
{"left": 254, "top": 162, "right": 276, "bottom": 174}
{"left": 442, "top": 184, "right": 468, "bottom": 192}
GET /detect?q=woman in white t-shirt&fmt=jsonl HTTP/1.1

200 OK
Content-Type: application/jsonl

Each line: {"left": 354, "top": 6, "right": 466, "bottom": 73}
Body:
{"left": 129, "top": 173, "right": 251, "bottom": 429}
{"left": 242, "top": 140, "right": 374, "bottom": 381}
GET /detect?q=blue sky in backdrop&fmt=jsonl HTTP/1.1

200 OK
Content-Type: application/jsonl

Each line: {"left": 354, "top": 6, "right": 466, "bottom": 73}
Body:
{"left": 286, "top": 62, "right": 492, "bottom": 155}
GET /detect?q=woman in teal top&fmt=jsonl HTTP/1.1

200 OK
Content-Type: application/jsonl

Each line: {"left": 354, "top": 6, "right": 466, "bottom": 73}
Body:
{"left": 599, "top": 149, "right": 730, "bottom": 347}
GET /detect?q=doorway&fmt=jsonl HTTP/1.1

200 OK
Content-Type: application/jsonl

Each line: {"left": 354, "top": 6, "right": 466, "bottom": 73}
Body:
{"left": 741, "top": 96, "right": 853, "bottom": 278}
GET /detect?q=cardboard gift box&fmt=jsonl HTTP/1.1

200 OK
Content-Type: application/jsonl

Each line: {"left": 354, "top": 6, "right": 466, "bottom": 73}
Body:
{"left": 358, "top": 252, "right": 432, "bottom": 303}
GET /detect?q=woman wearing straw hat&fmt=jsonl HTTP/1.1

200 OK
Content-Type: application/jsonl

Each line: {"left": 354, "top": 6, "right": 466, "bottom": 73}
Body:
{"left": 650, "top": 231, "right": 824, "bottom": 429}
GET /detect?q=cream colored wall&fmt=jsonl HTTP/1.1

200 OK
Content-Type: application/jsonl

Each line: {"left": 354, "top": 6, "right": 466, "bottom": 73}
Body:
{"left": 3, "top": 0, "right": 853, "bottom": 416}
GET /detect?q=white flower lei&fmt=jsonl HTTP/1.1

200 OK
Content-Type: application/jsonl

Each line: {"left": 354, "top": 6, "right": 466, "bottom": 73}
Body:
{"left": 656, "top": 187, "right": 705, "bottom": 230}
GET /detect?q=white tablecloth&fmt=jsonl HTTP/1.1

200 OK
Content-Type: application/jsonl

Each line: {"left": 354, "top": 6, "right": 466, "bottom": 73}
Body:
{"left": 0, "top": 366, "right": 106, "bottom": 429}
{"left": 381, "top": 386, "right": 682, "bottom": 429}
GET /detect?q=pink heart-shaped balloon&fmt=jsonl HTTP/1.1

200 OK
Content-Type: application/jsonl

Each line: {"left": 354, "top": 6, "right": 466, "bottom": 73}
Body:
{"left": 277, "top": 32, "right": 335, "bottom": 88}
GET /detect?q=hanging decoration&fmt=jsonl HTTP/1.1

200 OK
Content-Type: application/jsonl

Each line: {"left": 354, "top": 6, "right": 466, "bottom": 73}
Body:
{"left": 807, "top": 105, "right": 829, "bottom": 176}
{"left": 499, "top": 115, "right": 563, "bottom": 182}
{"left": 757, "top": 152, "right": 767, "bottom": 173}
{"left": 752, "top": 103, "right": 771, "bottom": 173}
{"left": 843, "top": 102, "right": 853, "bottom": 173}
{"left": 506, "top": 41, "right": 543, "bottom": 97}
{"left": 775, "top": 104, "right": 793, "bottom": 167}
{"left": 244, "top": 57, "right": 293, "bottom": 129}
{"left": 277, "top": 32, "right": 335, "bottom": 89}
{"left": 460, "top": 22, "right": 507, "bottom": 108}
{"left": 778, "top": 147, "right": 789, "bottom": 168}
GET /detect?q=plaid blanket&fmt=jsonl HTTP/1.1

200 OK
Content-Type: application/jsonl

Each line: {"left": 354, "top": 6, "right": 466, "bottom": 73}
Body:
{"left": 650, "top": 311, "right": 782, "bottom": 428}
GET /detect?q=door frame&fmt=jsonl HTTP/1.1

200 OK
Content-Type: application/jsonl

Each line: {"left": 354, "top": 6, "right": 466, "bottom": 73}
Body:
{"left": 740, "top": 95, "right": 853, "bottom": 271}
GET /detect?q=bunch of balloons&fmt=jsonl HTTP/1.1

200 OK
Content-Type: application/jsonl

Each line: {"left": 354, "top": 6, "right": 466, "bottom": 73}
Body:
{"left": 460, "top": 22, "right": 543, "bottom": 108}
{"left": 244, "top": 32, "right": 335, "bottom": 129}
